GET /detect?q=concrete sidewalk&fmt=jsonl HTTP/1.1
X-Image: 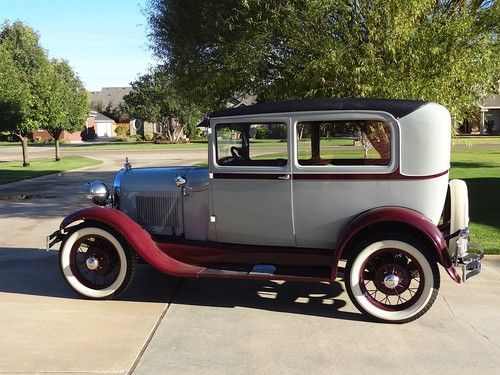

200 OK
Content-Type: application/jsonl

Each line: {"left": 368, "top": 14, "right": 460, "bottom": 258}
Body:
{"left": 1, "top": 153, "right": 499, "bottom": 374}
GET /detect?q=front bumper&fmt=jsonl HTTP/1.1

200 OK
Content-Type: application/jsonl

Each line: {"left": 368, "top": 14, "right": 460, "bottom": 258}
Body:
{"left": 452, "top": 228, "right": 484, "bottom": 282}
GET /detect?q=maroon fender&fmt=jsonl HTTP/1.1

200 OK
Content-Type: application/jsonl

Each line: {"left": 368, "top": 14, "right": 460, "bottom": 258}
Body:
{"left": 332, "top": 206, "right": 461, "bottom": 283}
{"left": 60, "top": 206, "right": 203, "bottom": 277}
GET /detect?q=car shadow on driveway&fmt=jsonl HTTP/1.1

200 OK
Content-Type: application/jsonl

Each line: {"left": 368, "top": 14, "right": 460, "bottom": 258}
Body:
{"left": 172, "top": 277, "right": 368, "bottom": 322}
{"left": 0, "top": 247, "right": 368, "bottom": 322}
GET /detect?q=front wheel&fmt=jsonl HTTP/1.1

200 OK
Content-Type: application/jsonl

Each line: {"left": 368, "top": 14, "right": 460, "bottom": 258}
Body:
{"left": 59, "top": 225, "right": 136, "bottom": 299}
{"left": 345, "top": 235, "right": 440, "bottom": 323}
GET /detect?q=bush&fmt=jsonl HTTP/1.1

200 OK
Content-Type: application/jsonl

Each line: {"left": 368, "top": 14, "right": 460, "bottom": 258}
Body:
{"left": 144, "top": 133, "right": 154, "bottom": 142}
{"left": 255, "top": 127, "right": 269, "bottom": 139}
{"left": 118, "top": 134, "right": 143, "bottom": 142}
{"left": 33, "top": 137, "right": 53, "bottom": 144}
{"left": 115, "top": 125, "right": 129, "bottom": 137}
{"left": 130, "top": 134, "right": 143, "bottom": 142}
{"left": 154, "top": 135, "right": 169, "bottom": 144}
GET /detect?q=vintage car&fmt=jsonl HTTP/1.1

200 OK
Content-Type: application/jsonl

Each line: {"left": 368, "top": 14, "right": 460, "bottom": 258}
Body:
{"left": 48, "top": 98, "right": 483, "bottom": 323}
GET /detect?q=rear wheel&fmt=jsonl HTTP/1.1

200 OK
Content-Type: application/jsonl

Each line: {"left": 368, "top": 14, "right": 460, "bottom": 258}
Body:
{"left": 345, "top": 234, "right": 439, "bottom": 323}
{"left": 59, "top": 225, "right": 136, "bottom": 299}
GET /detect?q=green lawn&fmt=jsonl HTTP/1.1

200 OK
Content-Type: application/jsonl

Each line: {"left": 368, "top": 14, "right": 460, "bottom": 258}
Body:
{"left": 0, "top": 156, "right": 102, "bottom": 185}
{"left": 450, "top": 147, "right": 499, "bottom": 254}
{"left": 454, "top": 136, "right": 500, "bottom": 145}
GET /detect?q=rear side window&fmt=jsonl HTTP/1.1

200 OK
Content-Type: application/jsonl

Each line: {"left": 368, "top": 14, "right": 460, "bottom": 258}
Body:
{"left": 216, "top": 122, "right": 287, "bottom": 167}
{"left": 296, "top": 120, "right": 391, "bottom": 166}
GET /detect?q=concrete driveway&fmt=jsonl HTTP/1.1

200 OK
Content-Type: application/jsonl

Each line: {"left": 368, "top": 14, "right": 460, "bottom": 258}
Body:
{"left": 0, "top": 149, "right": 499, "bottom": 374}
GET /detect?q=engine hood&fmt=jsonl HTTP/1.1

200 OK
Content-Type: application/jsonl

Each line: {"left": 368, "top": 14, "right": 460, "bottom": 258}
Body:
{"left": 120, "top": 166, "right": 208, "bottom": 193}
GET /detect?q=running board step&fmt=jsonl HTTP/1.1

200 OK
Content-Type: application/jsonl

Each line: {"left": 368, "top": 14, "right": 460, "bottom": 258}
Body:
{"left": 249, "top": 264, "right": 276, "bottom": 275}
{"left": 197, "top": 263, "right": 331, "bottom": 282}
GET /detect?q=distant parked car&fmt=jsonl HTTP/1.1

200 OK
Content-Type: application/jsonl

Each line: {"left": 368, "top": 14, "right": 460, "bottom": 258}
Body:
{"left": 48, "top": 98, "right": 483, "bottom": 323}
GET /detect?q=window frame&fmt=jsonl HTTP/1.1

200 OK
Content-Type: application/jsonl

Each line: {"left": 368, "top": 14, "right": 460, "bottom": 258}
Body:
{"left": 210, "top": 115, "right": 292, "bottom": 174}
{"left": 291, "top": 111, "right": 400, "bottom": 174}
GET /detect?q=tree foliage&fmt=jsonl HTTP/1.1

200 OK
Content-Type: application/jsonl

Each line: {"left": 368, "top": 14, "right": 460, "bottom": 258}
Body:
{"left": 0, "top": 21, "right": 88, "bottom": 164}
{"left": 40, "top": 60, "right": 88, "bottom": 160}
{"left": 124, "top": 68, "right": 202, "bottom": 141}
{"left": 89, "top": 100, "right": 130, "bottom": 123}
{"left": 0, "top": 44, "right": 25, "bottom": 133}
{"left": 149, "top": 0, "right": 500, "bottom": 122}
{"left": 0, "top": 21, "right": 49, "bottom": 165}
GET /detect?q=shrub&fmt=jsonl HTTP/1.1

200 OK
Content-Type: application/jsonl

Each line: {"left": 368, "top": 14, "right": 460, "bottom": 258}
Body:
{"left": 255, "top": 127, "right": 269, "bottom": 139}
{"left": 144, "top": 133, "right": 154, "bottom": 142}
{"left": 115, "top": 125, "right": 129, "bottom": 137}
{"left": 33, "top": 137, "right": 53, "bottom": 144}
{"left": 154, "top": 135, "right": 169, "bottom": 144}
{"left": 130, "top": 134, "right": 143, "bottom": 142}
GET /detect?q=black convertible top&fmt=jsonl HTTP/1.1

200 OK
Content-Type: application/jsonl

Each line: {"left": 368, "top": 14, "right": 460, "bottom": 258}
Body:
{"left": 210, "top": 98, "right": 428, "bottom": 119}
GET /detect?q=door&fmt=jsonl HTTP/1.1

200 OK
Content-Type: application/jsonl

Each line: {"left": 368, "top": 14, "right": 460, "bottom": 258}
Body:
{"left": 210, "top": 118, "right": 294, "bottom": 247}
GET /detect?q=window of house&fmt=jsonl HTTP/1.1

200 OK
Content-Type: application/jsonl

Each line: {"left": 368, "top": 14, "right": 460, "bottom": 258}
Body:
{"left": 296, "top": 120, "right": 392, "bottom": 166}
{"left": 215, "top": 122, "right": 288, "bottom": 167}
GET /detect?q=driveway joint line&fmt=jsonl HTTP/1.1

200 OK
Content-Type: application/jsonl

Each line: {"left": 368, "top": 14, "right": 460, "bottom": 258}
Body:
{"left": 127, "top": 278, "right": 183, "bottom": 374}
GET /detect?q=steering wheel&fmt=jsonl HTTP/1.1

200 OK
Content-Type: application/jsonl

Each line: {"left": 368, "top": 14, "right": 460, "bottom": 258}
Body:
{"left": 230, "top": 146, "right": 243, "bottom": 158}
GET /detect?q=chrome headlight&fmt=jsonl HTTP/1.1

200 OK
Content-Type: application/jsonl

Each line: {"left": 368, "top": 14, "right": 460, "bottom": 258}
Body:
{"left": 85, "top": 180, "right": 110, "bottom": 206}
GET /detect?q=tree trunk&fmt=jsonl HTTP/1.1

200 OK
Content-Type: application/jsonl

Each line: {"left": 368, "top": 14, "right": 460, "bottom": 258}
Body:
{"left": 55, "top": 139, "right": 61, "bottom": 161}
{"left": 47, "top": 130, "right": 62, "bottom": 161}
{"left": 18, "top": 135, "right": 30, "bottom": 167}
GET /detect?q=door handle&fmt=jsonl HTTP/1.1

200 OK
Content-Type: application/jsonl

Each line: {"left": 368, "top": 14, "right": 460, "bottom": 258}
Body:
{"left": 277, "top": 174, "right": 291, "bottom": 180}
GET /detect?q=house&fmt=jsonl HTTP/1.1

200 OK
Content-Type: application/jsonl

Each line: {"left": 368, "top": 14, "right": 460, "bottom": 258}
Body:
{"left": 86, "top": 111, "right": 116, "bottom": 138}
{"left": 31, "top": 129, "right": 82, "bottom": 143}
{"left": 479, "top": 91, "right": 500, "bottom": 134}
{"left": 90, "top": 87, "right": 132, "bottom": 108}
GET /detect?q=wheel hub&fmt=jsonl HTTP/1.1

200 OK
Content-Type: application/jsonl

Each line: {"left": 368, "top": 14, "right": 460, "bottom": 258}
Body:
{"left": 86, "top": 256, "right": 99, "bottom": 270}
{"left": 373, "top": 263, "right": 411, "bottom": 295}
{"left": 383, "top": 274, "right": 400, "bottom": 289}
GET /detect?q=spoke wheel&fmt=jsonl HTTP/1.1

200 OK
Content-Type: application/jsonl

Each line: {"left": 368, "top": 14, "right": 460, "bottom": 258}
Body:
{"left": 346, "top": 234, "right": 439, "bottom": 323}
{"left": 59, "top": 226, "right": 135, "bottom": 299}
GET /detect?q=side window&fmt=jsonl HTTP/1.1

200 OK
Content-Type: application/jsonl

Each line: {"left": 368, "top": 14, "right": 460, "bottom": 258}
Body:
{"left": 216, "top": 122, "right": 288, "bottom": 167}
{"left": 296, "top": 120, "right": 392, "bottom": 166}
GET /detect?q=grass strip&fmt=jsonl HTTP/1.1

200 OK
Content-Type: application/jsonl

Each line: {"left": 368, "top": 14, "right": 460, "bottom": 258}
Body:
{"left": 450, "top": 147, "right": 500, "bottom": 254}
{"left": 0, "top": 156, "right": 102, "bottom": 185}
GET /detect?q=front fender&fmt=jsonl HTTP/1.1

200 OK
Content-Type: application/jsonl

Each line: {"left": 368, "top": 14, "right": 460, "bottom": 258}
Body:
{"left": 59, "top": 206, "right": 202, "bottom": 277}
{"left": 333, "top": 206, "right": 460, "bottom": 283}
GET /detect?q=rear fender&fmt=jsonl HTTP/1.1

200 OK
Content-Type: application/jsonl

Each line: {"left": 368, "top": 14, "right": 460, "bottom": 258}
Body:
{"left": 59, "top": 206, "right": 202, "bottom": 277}
{"left": 333, "top": 207, "right": 461, "bottom": 283}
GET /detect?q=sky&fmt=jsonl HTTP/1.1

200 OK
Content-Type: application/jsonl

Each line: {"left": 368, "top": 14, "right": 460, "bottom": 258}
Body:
{"left": 0, "top": 0, "right": 156, "bottom": 91}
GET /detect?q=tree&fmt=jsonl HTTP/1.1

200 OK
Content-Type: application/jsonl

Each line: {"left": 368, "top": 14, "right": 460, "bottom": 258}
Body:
{"left": 124, "top": 68, "right": 202, "bottom": 142}
{"left": 0, "top": 21, "right": 51, "bottom": 166}
{"left": 40, "top": 60, "right": 88, "bottom": 161}
{"left": 0, "top": 44, "right": 25, "bottom": 144}
{"left": 149, "top": 0, "right": 500, "bottom": 123}
{"left": 0, "top": 21, "right": 88, "bottom": 163}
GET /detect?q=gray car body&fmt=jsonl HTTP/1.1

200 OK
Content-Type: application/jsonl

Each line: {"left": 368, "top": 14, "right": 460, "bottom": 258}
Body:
{"left": 113, "top": 101, "right": 452, "bottom": 253}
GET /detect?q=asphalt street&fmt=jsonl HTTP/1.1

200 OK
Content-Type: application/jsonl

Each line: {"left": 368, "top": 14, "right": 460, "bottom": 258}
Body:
{"left": 0, "top": 146, "right": 499, "bottom": 374}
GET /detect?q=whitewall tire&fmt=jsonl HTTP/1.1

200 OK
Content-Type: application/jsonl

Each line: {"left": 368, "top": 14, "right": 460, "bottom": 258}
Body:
{"left": 59, "top": 226, "right": 135, "bottom": 299}
{"left": 345, "top": 235, "right": 440, "bottom": 323}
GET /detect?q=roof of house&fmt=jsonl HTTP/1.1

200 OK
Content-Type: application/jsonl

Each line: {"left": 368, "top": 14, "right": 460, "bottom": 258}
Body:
{"left": 210, "top": 98, "right": 428, "bottom": 119}
{"left": 89, "top": 111, "right": 115, "bottom": 123}
{"left": 89, "top": 87, "right": 132, "bottom": 107}
{"left": 480, "top": 94, "right": 500, "bottom": 109}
